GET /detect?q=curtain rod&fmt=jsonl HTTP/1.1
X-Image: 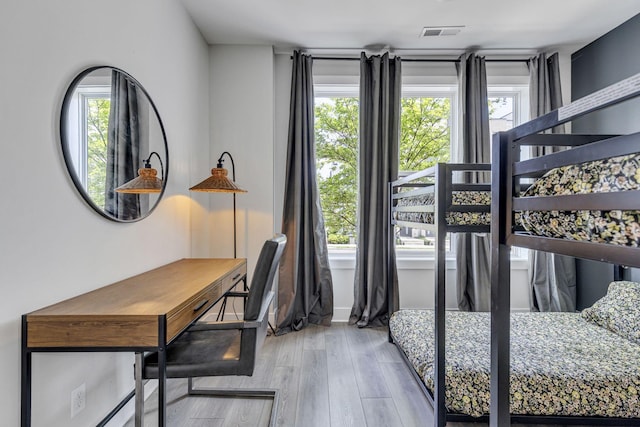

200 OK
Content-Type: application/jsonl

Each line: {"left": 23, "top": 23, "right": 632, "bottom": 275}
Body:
{"left": 292, "top": 56, "right": 529, "bottom": 63}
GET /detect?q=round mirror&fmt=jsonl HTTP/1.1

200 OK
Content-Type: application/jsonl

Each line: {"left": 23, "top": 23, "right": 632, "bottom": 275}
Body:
{"left": 60, "top": 66, "right": 168, "bottom": 222}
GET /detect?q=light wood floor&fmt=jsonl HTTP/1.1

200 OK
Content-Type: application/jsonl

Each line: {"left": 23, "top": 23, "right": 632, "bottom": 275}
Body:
{"left": 126, "top": 323, "right": 580, "bottom": 427}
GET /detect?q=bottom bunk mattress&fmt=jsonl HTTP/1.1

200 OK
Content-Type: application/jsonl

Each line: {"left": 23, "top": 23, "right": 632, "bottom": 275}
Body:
{"left": 389, "top": 309, "right": 640, "bottom": 418}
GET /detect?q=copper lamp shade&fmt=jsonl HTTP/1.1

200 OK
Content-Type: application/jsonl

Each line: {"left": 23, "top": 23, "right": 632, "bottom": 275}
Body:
{"left": 115, "top": 167, "right": 163, "bottom": 193}
{"left": 115, "top": 151, "right": 164, "bottom": 194}
{"left": 189, "top": 167, "right": 247, "bottom": 193}
{"left": 190, "top": 151, "right": 246, "bottom": 259}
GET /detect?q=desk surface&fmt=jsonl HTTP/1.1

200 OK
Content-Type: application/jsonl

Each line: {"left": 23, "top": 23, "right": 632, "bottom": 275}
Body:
{"left": 25, "top": 258, "right": 246, "bottom": 348}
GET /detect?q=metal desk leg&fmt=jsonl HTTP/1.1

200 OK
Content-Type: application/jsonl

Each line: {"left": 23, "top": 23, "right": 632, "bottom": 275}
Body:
{"left": 158, "top": 316, "right": 167, "bottom": 426}
{"left": 21, "top": 315, "right": 31, "bottom": 427}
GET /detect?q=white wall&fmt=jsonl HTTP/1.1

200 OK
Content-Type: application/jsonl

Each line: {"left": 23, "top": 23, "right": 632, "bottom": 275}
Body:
{"left": 202, "top": 45, "right": 277, "bottom": 274}
{"left": 0, "top": 0, "right": 209, "bottom": 425}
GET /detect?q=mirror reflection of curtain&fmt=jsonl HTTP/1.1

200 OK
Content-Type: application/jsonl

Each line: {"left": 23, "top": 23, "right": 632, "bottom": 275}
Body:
{"left": 276, "top": 51, "right": 334, "bottom": 335}
{"left": 455, "top": 53, "right": 492, "bottom": 312}
{"left": 527, "top": 52, "right": 576, "bottom": 312}
{"left": 105, "top": 70, "right": 141, "bottom": 220}
{"left": 350, "top": 52, "right": 401, "bottom": 327}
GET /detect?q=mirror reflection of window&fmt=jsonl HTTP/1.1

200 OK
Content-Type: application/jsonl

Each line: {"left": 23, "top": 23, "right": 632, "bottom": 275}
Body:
{"left": 83, "top": 90, "right": 110, "bottom": 209}
{"left": 68, "top": 80, "right": 111, "bottom": 209}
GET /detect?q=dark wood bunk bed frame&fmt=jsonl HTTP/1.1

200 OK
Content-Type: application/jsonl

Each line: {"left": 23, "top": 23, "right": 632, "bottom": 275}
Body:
{"left": 387, "top": 72, "right": 640, "bottom": 427}
{"left": 490, "top": 72, "right": 640, "bottom": 427}
{"left": 388, "top": 162, "right": 491, "bottom": 425}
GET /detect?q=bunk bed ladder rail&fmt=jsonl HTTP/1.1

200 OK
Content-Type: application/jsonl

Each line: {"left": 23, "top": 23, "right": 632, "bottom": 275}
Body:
{"left": 434, "top": 164, "right": 447, "bottom": 427}
{"left": 490, "top": 131, "right": 514, "bottom": 427}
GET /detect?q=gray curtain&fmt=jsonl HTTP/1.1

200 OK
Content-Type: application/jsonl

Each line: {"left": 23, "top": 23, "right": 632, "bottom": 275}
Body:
{"left": 349, "top": 52, "right": 401, "bottom": 327}
{"left": 527, "top": 52, "right": 576, "bottom": 312}
{"left": 277, "top": 51, "right": 334, "bottom": 335}
{"left": 455, "top": 53, "right": 492, "bottom": 312}
{"left": 105, "top": 70, "right": 141, "bottom": 220}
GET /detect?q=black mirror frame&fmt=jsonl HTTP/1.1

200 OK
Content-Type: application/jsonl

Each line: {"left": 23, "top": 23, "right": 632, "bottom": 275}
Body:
{"left": 60, "top": 66, "right": 169, "bottom": 222}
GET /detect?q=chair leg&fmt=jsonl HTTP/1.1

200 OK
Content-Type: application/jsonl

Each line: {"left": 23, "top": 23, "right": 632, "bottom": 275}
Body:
{"left": 217, "top": 277, "right": 246, "bottom": 321}
{"left": 216, "top": 296, "right": 228, "bottom": 321}
{"left": 187, "top": 377, "right": 279, "bottom": 427}
{"left": 134, "top": 353, "right": 145, "bottom": 427}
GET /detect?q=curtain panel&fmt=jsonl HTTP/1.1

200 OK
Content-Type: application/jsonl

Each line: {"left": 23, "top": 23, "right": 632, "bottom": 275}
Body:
{"left": 277, "top": 51, "right": 334, "bottom": 335}
{"left": 528, "top": 52, "right": 576, "bottom": 312}
{"left": 105, "top": 70, "right": 141, "bottom": 220}
{"left": 455, "top": 53, "right": 492, "bottom": 312}
{"left": 350, "top": 52, "right": 401, "bottom": 327}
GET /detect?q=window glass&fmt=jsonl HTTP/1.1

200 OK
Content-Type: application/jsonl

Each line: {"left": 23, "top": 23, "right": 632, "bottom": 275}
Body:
{"left": 66, "top": 85, "right": 112, "bottom": 210}
{"left": 315, "top": 96, "right": 359, "bottom": 249}
{"left": 83, "top": 94, "right": 110, "bottom": 209}
{"left": 315, "top": 83, "right": 529, "bottom": 255}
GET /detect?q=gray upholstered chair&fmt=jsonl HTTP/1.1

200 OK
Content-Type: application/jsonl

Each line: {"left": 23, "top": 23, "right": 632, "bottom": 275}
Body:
{"left": 136, "top": 234, "right": 286, "bottom": 426}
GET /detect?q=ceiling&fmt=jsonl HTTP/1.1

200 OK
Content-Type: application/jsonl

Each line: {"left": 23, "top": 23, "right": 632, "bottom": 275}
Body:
{"left": 181, "top": 0, "right": 640, "bottom": 55}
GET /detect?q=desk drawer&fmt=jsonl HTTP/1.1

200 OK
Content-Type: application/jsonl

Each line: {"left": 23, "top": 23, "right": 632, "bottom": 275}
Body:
{"left": 166, "top": 263, "right": 246, "bottom": 342}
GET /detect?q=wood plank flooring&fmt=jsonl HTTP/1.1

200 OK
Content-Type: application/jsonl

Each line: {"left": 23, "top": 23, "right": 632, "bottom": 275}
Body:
{"left": 125, "top": 323, "right": 581, "bottom": 427}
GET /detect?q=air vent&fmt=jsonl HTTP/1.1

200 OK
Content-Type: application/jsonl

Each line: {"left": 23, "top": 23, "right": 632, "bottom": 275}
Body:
{"left": 420, "top": 26, "right": 464, "bottom": 37}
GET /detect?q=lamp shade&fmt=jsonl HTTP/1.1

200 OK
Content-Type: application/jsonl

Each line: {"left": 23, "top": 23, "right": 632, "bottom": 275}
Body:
{"left": 190, "top": 167, "right": 247, "bottom": 193}
{"left": 115, "top": 167, "right": 163, "bottom": 193}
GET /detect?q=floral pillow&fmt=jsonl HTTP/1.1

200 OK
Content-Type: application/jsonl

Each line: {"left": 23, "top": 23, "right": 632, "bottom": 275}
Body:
{"left": 581, "top": 281, "right": 640, "bottom": 344}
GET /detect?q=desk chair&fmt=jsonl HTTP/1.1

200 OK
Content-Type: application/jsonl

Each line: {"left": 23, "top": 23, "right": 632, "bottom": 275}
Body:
{"left": 136, "top": 234, "right": 286, "bottom": 426}
{"left": 216, "top": 270, "right": 277, "bottom": 335}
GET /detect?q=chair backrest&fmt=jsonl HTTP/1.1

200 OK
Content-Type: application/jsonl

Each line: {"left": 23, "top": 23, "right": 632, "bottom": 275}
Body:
{"left": 244, "top": 234, "right": 287, "bottom": 321}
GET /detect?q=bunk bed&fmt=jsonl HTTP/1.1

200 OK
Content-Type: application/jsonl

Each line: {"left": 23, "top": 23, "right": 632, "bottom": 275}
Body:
{"left": 489, "top": 72, "right": 640, "bottom": 427}
{"left": 388, "top": 163, "right": 491, "bottom": 425}
{"left": 388, "top": 72, "right": 640, "bottom": 427}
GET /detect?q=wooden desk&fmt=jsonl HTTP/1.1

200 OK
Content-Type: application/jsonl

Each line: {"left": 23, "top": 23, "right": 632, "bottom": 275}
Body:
{"left": 21, "top": 258, "right": 247, "bottom": 427}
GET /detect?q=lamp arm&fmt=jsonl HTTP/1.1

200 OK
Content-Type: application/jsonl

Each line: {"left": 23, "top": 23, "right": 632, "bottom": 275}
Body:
{"left": 144, "top": 151, "right": 164, "bottom": 180}
{"left": 217, "top": 151, "right": 238, "bottom": 258}
{"left": 216, "top": 151, "right": 236, "bottom": 181}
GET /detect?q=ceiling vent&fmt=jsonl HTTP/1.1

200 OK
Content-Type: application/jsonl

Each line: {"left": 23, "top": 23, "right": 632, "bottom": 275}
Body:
{"left": 420, "top": 26, "right": 464, "bottom": 37}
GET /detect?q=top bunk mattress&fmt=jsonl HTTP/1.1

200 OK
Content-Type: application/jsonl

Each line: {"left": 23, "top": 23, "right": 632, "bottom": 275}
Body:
{"left": 518, "top": 152, "right": 640, "bottom": 247}
{"left": 395, "top": 190, "right": 491, "bottom": 226}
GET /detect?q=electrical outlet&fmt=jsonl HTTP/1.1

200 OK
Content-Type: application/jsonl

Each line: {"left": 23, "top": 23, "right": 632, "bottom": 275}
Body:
{"left": 70, "top": 383, "right": 86, "bottom": 418}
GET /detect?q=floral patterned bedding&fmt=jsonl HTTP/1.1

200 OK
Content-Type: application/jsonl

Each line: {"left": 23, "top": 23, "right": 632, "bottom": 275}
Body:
{"left": 395, "top": 191, "right": 490, "bottom": 226}
{"left": 519, "top": 153, "right": 640, "bottom": 246}
{"left": 389, "top": 309, "right": 640, "bottom": 418}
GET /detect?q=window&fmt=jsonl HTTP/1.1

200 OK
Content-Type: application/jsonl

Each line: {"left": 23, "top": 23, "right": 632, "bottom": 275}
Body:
{"left": 67, "top": 85, "right": 111, "bottom": 209}
{"left": 396, "top": 86, "right": 455, "bottom": 251}
{"left": 315, "top": 79, "right": 529, "bottom": 255}
{"left": 315, "top": 86, "right": 359, "bottom": 250}
{"left": 83, "top": 92, "right": 111, "bottom": 208}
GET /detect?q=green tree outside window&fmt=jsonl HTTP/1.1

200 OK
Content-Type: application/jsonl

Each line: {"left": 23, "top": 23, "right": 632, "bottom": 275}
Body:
{"left": 315, "top": 97, "right": 451, "bottom": 245}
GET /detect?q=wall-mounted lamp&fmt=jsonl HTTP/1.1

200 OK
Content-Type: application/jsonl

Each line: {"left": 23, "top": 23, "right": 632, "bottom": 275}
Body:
{"left": 115, "top": 152, "right": 164, "bottom": 194}
{"left": 190, "top": 151, "right": 247, "bottom": 257}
